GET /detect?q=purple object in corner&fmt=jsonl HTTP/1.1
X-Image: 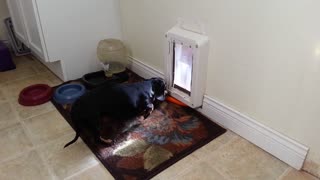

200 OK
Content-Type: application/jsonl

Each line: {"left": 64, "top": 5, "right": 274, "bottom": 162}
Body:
{"left": 0, "top": 41, "right": 16, "bottom": 72}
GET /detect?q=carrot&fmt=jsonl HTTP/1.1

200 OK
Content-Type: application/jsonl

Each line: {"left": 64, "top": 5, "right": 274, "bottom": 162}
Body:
{"left": 166, "top": 96, "right": 188, "bottom": 107}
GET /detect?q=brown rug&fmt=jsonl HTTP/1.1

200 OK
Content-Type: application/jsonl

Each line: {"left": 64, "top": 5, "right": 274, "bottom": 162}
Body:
{"left": 51, "top": 72, "right": 226, "bottom": 180}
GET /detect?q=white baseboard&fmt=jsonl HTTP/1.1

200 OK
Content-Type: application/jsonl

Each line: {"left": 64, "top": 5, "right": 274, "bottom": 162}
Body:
{"left": 128, "top": 56, "right": 164, "bottom": 79}
{"left": 200, "top": 97, "right": 308, "bottom": 170}
{"left": 128, "top": 56, "right": 309, "bottom": 170}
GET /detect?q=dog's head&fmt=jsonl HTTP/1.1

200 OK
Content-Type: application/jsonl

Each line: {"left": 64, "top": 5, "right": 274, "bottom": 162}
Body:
{"left": 150, "top": 77, "right": 167, "bottom": 101}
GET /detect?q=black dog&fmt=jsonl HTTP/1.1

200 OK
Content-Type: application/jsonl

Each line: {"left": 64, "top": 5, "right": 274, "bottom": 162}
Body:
{"left": 64, "top": 77, "right": 166, "bottom": 148}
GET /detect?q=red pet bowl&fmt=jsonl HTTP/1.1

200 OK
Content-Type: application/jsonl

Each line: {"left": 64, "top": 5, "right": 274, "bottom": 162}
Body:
{"left": 18, "top": 84, "right": 53, "bottom": 106}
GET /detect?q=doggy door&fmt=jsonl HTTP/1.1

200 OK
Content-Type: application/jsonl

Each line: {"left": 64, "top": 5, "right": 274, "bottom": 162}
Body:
{"left": 165, "top": 26, "right": 209, "bottom": 108}
{"left": 173, "top": 43, "right": 193, "bottom": 94}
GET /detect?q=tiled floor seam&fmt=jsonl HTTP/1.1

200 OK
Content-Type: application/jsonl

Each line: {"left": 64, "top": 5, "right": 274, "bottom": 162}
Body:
{"left": 197, "top": 135, "right": 243, "bottom": 180}
{"left": 36, "top": 132, "right": 99, "bottom": 180}
{"left": 162, "top": 164, "right": 195, "bottom": 180}
{"left": 10, "top": 101, "right": 45, "bottom": 149}
{"left": 34, "top": 131, "right": 77, "bottom": 180}
{"left": 175, "top": 160, "right": 231, "bottom": 180}
{"left": 303, "top": 170, "right": 320, "bottom": 180}
{"left": 0, "top": 91, "right": 8, "bottom": 103}
{"left": 32, "top": 130, "right": 76, "bottom": 151}
{"left": 1, "top": 60, "right": 58, "bottom": 179}
{"left": 63, "top": 161, "right": 100, "bottom": 180}
{"left": 0, "top": 101, "right": 19, "bottom": 131}
{"left": 205, "top": 133, "right": 240, "bottom": 156}
{"left": 0, "top": 72, "right": 39, "bottom": 86}
{"left": 37, "top": 148, "right": 62, "bottom": 180}
{"left": 8, "top": 101, "right": 39, "bottom": 156}
{"left": 203, "top": 135, "right": 317, "bottom": 180}
{"left": 160, "top": 135, "right": 239, "bottom": 180}
{"left": 196, "top": 158, "right": 232, "bottom": 180}
{"left": 276, "top": 167, "right": 291, "bottom": 180}
{"left": 0, "top": 123, "right": 72, "bottom": 169}
{"left": 35, "top": 148, "right": 58, "bottom": 180}
{"left": 12, "top": 107, "right": 58, "bottom": 180}
{"left": 0, "top": 103, "right": 34, "bottom": 163}
{"left": 14, "top": 105, "right": 56, "bottom": 122}
{"left": 1, "top": 74, "right": 53, "bottom": 100}
{"left": 0, "top": 142, "right": 34, "bottom": 164}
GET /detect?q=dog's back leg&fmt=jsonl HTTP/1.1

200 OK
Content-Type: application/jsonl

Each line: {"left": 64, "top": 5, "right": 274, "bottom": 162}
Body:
{"left": 99, "top": 117, "right": 116, "bottom": 145}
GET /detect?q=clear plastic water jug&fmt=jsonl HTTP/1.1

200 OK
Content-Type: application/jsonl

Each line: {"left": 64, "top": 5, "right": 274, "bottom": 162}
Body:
{"left": 97, "top": 39, "right": 128, "bottom": 77}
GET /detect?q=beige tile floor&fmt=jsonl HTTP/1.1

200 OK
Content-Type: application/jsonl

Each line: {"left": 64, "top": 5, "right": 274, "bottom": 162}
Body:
{"left": 0, "top": 55, "right": 318, "bottom": 180}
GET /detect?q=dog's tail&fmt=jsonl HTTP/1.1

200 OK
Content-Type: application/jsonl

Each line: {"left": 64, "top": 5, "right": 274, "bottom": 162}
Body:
{"left": 64, "top": 131, "right": 79, "bottom": 148}
{"left": 64, "top": 100, "right": 82, "bottom": 148}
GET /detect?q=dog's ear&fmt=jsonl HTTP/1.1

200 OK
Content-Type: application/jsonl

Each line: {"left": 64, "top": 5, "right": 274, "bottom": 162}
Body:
{"left": 151, "top": 77, "right": 166, "bottom": 101}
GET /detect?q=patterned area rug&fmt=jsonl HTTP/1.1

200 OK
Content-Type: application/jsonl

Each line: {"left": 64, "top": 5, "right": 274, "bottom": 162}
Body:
{"left": 51, "top": 71, "right": 226, "bottom": 180}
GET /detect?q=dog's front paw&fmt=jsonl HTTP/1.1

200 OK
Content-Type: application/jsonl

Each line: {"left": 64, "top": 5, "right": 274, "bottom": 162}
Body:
{"left": 144, "top": 104, "right": 154, "bottom": 119}
{"left": 100, "top": 136, "right": 113, "bottom": 144}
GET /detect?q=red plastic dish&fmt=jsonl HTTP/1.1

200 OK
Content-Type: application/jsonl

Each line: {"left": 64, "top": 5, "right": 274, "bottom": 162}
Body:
{"left": 18, "top": 84, "right": 53, "bottom": 106}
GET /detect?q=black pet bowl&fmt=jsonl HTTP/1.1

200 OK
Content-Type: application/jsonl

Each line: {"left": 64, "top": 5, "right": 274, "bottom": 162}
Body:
{"left": 81, "top": 70, "right": 129, "bottom": 89}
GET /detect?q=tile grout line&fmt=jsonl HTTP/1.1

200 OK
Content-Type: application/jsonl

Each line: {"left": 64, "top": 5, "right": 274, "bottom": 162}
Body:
{"left": 1, "top": 71, "right": 55, "bottom": 101}
{"left": 156, "top": 132, "right": 239, "bottom": 180}
{"left": 34, "top": 131, "right": 78, "bottom": 180}
{"left": 35, "top": 148, "right": 59, "bottom": 180}
{"left": 18, "top": 118, "right": 58, "bottom": 180}
{"left": 168, "top": 158, "right": 231, "bottom": 180}
{"left": 0, "top": 118, "right": 66, "bottom": 164}
{"left": 205, "top": 133, "right": 240, "bottom": 155}
{"left": 63, "top": 161, "right": 100, "bottom": 180}
{"left": 0, "top": 89, "right": 8, "bottom": 103}
{"left": 41, "top": 132, "right": 99, "bottom": 180}
{"left": 0, "top": 101, "right": 18, "bottom": 131}
{"left": 8, "top": 100, "right": 66, "bottom": 180}
{"left": 204, "top": 135, "right": 291, "bottom": 180}
{"left": 12, "top": 103, "right": 56, "bottom": 122}
{"left": 276, "top": 167, "right": 291, "bottom": 180}
{"left": 8, "top": 100, "right": 55, "bottom": 124}
{"left": 304, "top": 170, "right": 320, "bottom": 179}
{"left": 197, "top": 159, "right": 232, "bottom": 180}
{"left": 0, "top": 125, "right": 74, "bottom": 165}
{"left": 158, "top": 164, "right": 194, "bottom": 180}
{"left": 0, "top": 69, "right": 39, "bottom": 86}
{"left": 197, "top": 135, "right": 241, "bottom": 180}
{"left": 0, "top": 101, "right": 34, "bottom": 164}
{"left": 182, "top": 132, "right": 240, "bottom": 162}
{"left": 0, "top": 147, "right": 35, "bottom": 164}
{"left": 1, "top": 57, "right": 81, "bottom": 179}
{"left": 20, "top": 107, "right": 56, "bottom": 121}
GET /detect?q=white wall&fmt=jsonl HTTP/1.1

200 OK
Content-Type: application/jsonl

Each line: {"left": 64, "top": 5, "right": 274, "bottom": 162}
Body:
{"left": 0, "top": 0, "right": 9, "bottom": 40}
{"left": 120, "top": 0, "right": 320, "bottom": 175}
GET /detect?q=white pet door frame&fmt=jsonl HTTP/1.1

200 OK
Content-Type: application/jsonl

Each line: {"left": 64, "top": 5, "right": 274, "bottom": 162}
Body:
{"left": 165, "top": 26, "right": 209, "bottom": 108}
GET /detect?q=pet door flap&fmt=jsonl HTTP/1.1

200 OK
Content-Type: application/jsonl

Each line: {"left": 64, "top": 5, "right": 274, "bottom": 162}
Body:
{"left": 173, "top": 43, "right": 193, "bottom": 94}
